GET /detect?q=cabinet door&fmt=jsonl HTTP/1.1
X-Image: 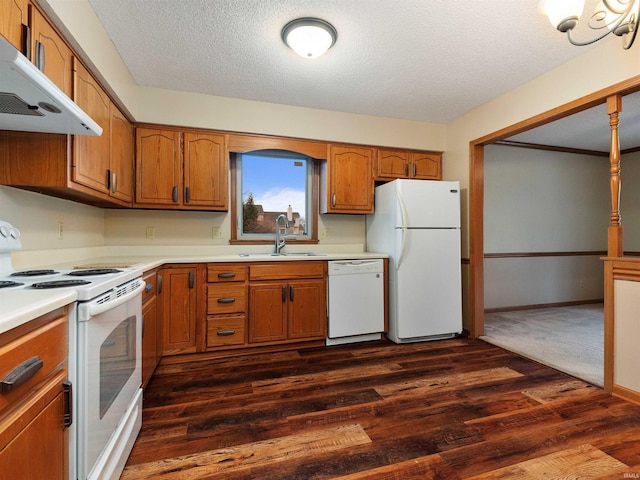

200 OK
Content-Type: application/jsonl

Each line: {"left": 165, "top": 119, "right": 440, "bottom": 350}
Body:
{"left": 0, "top": 382, "right": 68, "bottom": 480}
{"left": 249, "top": 283, "right": 287, "bottom": 343}
{"left": 109, "top": 103, "right": 134, "bottom": 204}
{"left": 326, "top": 145, "right": 374, "bottom": 214}
{"left": 29, "top": 6, "right": 72, "bottom": 96}
{"left": 411, "top": 152, "right": 442, "bottom": 180}
{"left": 136, "top": 128, "right": 182, "bottom": 206}
{"left": 376, "top": 149, "right": 410, "bottom": 180}
{"left": 142, "top": 296, "right": 158, "bottom": 388}
{"left": 183, "top": 132, "right": 228, "bottom": 209}
{"left": 1, "top": 0, "right": 28, "bottom": 53}
{"left": 72, "top": 59, "right": 110, "bottom": 193}
{"left": 287, "top": 279, "right": 326, "bottom": 340}
{"left": 161, "top": 268, "right": 197, "bottom": 355}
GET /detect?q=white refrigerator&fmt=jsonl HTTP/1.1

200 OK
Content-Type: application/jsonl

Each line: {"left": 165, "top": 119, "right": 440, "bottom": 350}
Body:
{"left": 366, "top": 179, "right": 462, "bottom": 343}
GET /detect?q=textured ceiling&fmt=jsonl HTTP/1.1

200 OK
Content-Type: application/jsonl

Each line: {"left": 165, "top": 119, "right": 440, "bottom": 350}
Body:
{"left": 86, "top": 0, "right": 602, "bottom": 125}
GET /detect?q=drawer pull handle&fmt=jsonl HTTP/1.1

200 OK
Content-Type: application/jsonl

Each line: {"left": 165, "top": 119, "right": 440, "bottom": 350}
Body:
{"left": 217, "top": 272, "right": 236, "bottom": 279}
{"left": 145, "top": 283, "right": 154, "bottom": 292}
{"left": 217, "top": 329, "right": 236, "bottom": 336}
{"left": 217, "top": 297, "right": 236, "bottom": 304}
{"left": 1, "top": 356, "right": 43, "bottom": 393}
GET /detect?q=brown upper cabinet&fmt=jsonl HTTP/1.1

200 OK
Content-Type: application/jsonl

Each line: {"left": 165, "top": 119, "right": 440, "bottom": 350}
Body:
{"left": 0, "top": 62, "right": 134, "bottom": 207}
{"left": 135, "top": 128, "right": 228, "bottom": 210}
{"left": 375, "top": 149, "right": 442, "bottom": 181}
{"left": 29, "top": 4, "right": 72, "bottom": 96}
{"left": 1, "top": 0, "right": 28, "bottom": 54}
{"left": 321, "top": 145, "right": 374, "bottom": 214}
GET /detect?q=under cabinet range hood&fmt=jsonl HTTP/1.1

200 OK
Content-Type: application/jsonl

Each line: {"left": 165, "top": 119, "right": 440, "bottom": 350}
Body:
{"left": 0, "top": 36, "right": 102, "bottom": 136}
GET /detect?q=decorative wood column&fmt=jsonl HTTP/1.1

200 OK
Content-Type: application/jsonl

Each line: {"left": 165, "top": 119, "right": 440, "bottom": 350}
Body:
{"left": 607, "top": 95, "right": 623, "bottom": 257}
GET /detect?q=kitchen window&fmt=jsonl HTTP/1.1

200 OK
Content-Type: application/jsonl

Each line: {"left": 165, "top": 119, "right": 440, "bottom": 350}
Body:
{"left": 232, "top": 150, "right": 318, "bottom": 243}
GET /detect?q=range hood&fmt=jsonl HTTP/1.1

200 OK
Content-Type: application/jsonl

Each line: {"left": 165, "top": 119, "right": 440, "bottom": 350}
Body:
{"left": 0, "top": 36, "right": 102, "bottom": 136}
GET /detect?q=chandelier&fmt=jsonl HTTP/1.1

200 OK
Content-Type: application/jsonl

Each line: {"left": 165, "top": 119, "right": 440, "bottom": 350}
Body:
{"left": 538, "top": 0, "right": 639, "bottom": 49}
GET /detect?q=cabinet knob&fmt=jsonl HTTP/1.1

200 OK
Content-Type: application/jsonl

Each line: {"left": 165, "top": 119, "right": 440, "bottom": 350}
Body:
{"left": 217, "top": 272, "right": 236, "bottom": 279}
{"left": 217, "top": 297, "right": 236, "bottom": 304}
{"left": 172, "top": 186, "right": 178, "bottom": 203}
{"left": 217, "top": 329, "right": 236, "bottom": 336}
{"left": 185, "top": 186, "right": 191, "bottom": 203}
{"left": 331, "top": 193, "right": 336, "bottom": 208}
{"left": 1, "top": 356, "right": 43, "bottom": 393}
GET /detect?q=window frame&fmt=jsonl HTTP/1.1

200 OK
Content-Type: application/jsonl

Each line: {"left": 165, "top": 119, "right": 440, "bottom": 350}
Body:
{"left": 230, "top": 150, "right": 320, "bottom": 245}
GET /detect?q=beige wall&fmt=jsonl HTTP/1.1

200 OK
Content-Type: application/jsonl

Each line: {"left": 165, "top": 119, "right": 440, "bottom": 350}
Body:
{"left": 621, "top": 151, "right": 640, "bottom": 250}
{"left": 483, "top": 146, "right": 609, "bottom": 309}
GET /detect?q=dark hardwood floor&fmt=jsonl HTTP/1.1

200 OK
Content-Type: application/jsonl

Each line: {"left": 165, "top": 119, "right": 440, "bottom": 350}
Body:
{"left": 122, "top": 338, "right": 640, "bottom": 479}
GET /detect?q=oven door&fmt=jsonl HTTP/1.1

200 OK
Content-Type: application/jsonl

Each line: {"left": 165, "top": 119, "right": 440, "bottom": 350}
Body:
{"left": 76, "top": 279, "right": 144, "bottom": 480}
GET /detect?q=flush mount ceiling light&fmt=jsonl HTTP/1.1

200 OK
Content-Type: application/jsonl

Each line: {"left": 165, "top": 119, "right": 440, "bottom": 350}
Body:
{"left": 538, "top": 0, "right": 639, "bottom": 49}
{"left": 281, "top": 18, "right": 337, "bottom": 58}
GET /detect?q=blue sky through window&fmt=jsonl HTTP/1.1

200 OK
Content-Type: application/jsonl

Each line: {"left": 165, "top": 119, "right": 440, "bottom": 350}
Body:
{"left": 241, "top": 153, "right": 307, "bottom": 218}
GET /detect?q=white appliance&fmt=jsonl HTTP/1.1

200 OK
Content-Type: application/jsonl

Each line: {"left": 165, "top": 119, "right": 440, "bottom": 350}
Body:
{"left": 326, "top": 259, "right": 385, "bottom": 346}
{"left": 366, "top": 179, "right": 462, "bottom": 343}
{"left": 0, "top": 36, "right": 102, "bottom": 135}
{"left": 0, "top": 220, "right": 143, "bottom": 480}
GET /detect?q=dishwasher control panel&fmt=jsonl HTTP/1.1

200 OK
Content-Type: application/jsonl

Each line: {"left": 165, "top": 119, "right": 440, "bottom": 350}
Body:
{"left": 327, "top": 259, "right": 384, "bottom": 275}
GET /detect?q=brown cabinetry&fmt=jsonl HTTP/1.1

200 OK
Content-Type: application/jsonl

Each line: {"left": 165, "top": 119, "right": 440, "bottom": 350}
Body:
{"left": 0, "top": 60, "right": 134, "bottom": 207}
{"left": 375, "top": 149, "right": 442, "bottom": 181}
{"left": 160, "top": 265, "right": 199, "bottom": 355}
{"left": 29, "top": 4, "right": 72, "bottom": 96}
{"left": 206, "top": 264, "right": 247, "bottom": 348}
{"left": 1, "top": 0, "right": 28, "bottom": 53}
{"left": 248, "top": 262, "right": 326, "bottom": 344}
{"left": 0, "top": 307, "right": 70, "bottom": 480}
{"left": 135, "top": 128, "right": 228, "bottom": 210}
{"left": 141, "top": 269, "right": 161, "bottom": 389}
{"left": 321, "top": 145, "right": 374, "bottom": 214}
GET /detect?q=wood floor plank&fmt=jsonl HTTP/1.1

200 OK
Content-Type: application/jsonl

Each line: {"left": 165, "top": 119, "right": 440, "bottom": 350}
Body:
{"left": 124, "top": 339, "right": 640, "bottom": 478}
{"left": 121, "top": 423, "right": 371, "bottom": 479}
{"left": 465, "top": 444, "right": 628, "bottom": 480}
{"left": 374, "top": 366, "right": 523, "bottom": 398}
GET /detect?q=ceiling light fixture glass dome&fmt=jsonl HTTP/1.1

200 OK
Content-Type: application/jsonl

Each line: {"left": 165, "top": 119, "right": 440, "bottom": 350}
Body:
{"left": 281, "top": 18, "right": 337, "bottom": 58}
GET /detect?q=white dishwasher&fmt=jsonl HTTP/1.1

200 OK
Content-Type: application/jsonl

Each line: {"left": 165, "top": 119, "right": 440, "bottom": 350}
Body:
{"left": 326, "top": 259, "right": 385, "bottom": 346}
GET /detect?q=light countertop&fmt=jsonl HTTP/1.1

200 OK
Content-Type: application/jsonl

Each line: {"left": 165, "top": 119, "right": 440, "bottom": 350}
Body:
{"left": 1, "top": 251, "right": 387, "bottom": 336}
{"left": 0, "top": 289, "right": 77, "bottom": 335}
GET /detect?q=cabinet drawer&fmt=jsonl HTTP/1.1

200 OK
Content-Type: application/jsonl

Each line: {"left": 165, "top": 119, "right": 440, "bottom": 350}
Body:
{"left": 207, "top": 284, "right": 246, "bottom": 314}
{"left": 207, "top": 316, "right": 246, "bottom": 347}
{"left": 249, "top": 261, "right": 325, "bottom": 281}
{"left": 142, "top": 270, "right": 157, "bottom": 304}
{"left": 207, "top": 264, "right": 247, "bottom": 283}
{"left": 0, "top": 315, "right": 67, "bottom": 415}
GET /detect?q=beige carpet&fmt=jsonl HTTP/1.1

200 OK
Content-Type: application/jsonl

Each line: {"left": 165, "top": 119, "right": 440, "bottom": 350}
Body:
{"left": 481, "top": 304, "right": 604, "bottom": 387}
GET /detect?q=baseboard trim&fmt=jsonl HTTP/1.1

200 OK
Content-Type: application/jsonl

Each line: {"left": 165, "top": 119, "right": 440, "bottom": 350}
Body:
{"left": 485, "top": 299, "right": 604, "bottom": 314}
{"left": 613, "top": 384, "right": 640, "bottom": 406}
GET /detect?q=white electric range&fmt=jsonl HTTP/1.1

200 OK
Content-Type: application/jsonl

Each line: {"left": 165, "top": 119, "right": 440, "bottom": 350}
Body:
{"left": 0, "top": 220, "right": 145, "bottom": 480}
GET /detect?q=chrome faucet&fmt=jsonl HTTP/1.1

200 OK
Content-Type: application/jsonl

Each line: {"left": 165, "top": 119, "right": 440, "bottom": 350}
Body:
{"left": 274, "top": 214, "right": 290, "bottom": 254}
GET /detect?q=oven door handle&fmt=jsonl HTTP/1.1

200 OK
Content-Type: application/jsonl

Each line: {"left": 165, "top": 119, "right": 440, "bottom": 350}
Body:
{"left": 87, "top": 280, "right": 146, "bottom": 316}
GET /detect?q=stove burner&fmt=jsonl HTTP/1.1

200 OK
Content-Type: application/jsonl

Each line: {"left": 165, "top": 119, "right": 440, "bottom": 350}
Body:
{"left": 0, "top": 280, "right": 24, "bottom": 288}
{"left": 30, "top": 279, "right": 91, "bottom": 289}
{"left": 67, "top": 268, "right": 123, "bottom": 277}
{"left": 11, "top": 269, "right": 59, "bottom": 277}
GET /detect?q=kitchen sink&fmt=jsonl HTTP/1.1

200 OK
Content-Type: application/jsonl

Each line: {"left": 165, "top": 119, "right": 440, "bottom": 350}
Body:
{"left": 238, "top": 252, "right": 327, "bottom": 257}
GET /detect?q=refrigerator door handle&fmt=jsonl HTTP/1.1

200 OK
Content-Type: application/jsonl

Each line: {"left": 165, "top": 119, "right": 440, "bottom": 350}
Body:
{"left": 396, "top": 188, "right": 409, "bottom": 269}
{"left": 397, "top": 227, "right": 407, "bottom": 269}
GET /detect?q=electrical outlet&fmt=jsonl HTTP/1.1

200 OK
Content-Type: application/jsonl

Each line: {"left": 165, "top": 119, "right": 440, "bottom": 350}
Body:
{"left": 580, "top": 280, "right": 585, "bottom": 289}
{"left": 146, "top": 226, "right": 155, "bottom": 239}
{"left": 211, "top": 227, "right": 223, "bottom": 239}
{"left": 57, "top": 222, "right": 63, "bottom": 240}
{"left": 320, "top": 229, "right": 330, "bottom": 239}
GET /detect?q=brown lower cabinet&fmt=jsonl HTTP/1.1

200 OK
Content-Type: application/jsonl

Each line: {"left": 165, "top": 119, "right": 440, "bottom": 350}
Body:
{"left": 0, "top": 307, "right": 70, "bottom": 480}
{"left": 160, "top": 265, "right": 199, "bottom": 356}
{"left": 248, "top": 262, "right": 327, "bottom": 344}
{"left": 141, "top": 269, "right": 161, "bottom": 388}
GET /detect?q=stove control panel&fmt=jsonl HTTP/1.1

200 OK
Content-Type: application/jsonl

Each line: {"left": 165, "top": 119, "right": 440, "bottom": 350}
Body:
{"left": 0, "top": 221, "right": 22, "bottom": 252}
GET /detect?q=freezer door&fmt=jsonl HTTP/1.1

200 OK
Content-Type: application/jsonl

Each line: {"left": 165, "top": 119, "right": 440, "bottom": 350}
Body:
{"left": 395, "top": 179, "right": 460, "bottom": 228}
{"left": 392, "top": 228, "right": 462, "bottom": 340}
